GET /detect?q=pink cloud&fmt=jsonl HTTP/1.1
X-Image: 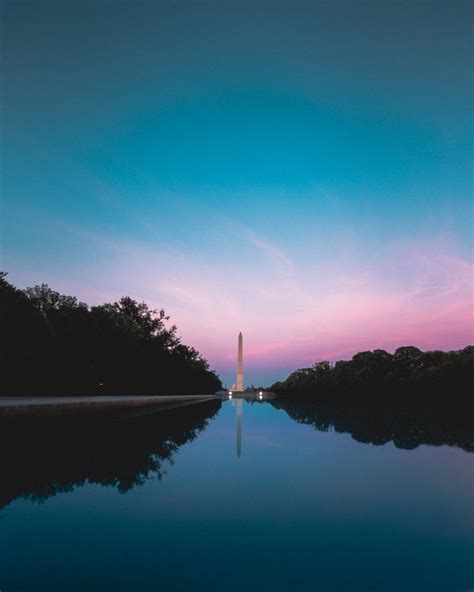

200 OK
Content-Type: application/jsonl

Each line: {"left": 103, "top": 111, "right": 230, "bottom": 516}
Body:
{"left": 9, "top": 220, "right": 472, "bottom": 384}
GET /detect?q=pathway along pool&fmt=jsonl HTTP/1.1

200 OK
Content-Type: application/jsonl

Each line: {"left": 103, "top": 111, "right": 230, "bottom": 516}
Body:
{"left": 0, "top": 398, "right": 472, "bottom": 591}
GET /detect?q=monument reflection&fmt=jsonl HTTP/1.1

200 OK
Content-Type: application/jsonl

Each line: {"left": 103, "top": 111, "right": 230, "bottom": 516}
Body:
{"left": 229, "top": 392, "right": 272, "bottom": 458}
{"left": 231, "top": 398, "right": 243, "bottom": 458}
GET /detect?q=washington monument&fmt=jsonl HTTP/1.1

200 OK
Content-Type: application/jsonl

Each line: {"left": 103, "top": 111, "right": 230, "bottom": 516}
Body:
{"left": 236, "top": 331, "right": 244, "bottom": 391}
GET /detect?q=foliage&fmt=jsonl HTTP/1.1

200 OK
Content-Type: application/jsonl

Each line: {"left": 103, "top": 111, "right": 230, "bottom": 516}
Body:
{"left": 270, "top": 345, "right": 473, "bottom": 406}
{"left": 0, "top": 272, "right": 221, "bottom": 395}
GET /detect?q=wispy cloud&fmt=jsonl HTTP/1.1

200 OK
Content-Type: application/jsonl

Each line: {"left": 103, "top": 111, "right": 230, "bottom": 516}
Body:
{"left": 6, "top": 183, "right": 472, "bottom": 387}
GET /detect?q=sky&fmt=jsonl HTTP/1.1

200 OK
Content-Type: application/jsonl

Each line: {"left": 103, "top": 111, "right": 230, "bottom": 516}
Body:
{"left": 1, "top": 0, "right": 473, "bottom": 386}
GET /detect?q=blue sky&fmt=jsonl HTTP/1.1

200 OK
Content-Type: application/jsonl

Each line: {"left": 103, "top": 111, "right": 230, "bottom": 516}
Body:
{"left": 2, "top": 0, "right": 473, "bottom": 386}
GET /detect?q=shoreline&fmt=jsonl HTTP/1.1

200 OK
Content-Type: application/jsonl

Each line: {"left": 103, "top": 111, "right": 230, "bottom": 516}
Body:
{"left": 0, "top": 394, "right": 221, "bottom": 417}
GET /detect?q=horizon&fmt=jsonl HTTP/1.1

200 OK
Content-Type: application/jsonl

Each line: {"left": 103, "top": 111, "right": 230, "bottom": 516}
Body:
{"left": 2, "top": 0, "right": 473, "bottom": 386}
{"left": 3, "top": 274, "right": 472, "bottom": 388}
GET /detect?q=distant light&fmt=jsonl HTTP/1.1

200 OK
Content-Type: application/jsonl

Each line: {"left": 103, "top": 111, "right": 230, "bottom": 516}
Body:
{"left": 259, "top": 395, "right": 263, "bottom": 400}
{"left": 259, "top": 391, "right": 263, "bottom": 395}
{"left": 229, "top": 393, "right": 232, "bottom": 399}
{"left": 229, "top": 391, "right": 233, "bottom": 395}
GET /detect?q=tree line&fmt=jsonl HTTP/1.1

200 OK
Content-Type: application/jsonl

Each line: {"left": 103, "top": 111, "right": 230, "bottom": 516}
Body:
{"left": 0, "top": 272, "right": 222, "bottom": 396}
{"left": 270, "top": 345, "right": 473, "bottom": 407}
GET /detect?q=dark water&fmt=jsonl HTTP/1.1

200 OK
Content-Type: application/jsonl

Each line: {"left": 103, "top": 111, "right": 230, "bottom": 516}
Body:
{"left": 0, "top": 398, "right": 472, "bottom": 592}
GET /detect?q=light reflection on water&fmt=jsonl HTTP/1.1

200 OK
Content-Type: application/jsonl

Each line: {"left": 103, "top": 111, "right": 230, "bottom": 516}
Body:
{"left": 0, "top": 398, "right": 472, "bottom": 592}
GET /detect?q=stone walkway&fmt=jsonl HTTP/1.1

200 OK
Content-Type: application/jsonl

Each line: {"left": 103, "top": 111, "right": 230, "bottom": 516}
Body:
{"left": 0, "top": 394, "right": 220, "bottom": 416}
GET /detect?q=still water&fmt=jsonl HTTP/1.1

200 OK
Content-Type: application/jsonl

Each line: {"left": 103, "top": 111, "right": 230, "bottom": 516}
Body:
{"left": 0, "top": 398, "right": 472, "bottom": 591}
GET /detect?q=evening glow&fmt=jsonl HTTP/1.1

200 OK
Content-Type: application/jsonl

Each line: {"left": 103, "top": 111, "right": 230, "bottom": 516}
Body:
{"left": 2, "top": 1, "right": 472, "bottom": 385}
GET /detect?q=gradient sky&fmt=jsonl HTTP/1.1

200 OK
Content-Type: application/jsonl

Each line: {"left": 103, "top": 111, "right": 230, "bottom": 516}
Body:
{"left": 2, "top": 0, "right": 473, "bottom": 386}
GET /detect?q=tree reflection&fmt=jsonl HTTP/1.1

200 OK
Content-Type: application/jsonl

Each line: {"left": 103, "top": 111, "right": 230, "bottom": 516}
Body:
{"left": 271, "top": 399, "right": 473, "bottom": 452}
{"left": 0, "top": 400, "right": 221, "bottom": 509}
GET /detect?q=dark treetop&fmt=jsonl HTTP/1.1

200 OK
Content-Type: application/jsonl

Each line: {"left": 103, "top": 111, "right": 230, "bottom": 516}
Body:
{"left": 0, "top": 272, "right": 221, "bottom": 396}
{"left": 271, "top": 345, "right": 473, "bottom": 403}
{"left": 270, "top": 345, "right": 473, "bottom": 447}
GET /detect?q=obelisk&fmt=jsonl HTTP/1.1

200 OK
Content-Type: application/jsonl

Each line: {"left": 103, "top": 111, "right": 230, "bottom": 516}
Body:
{"left": 236, "top": 331, "right": 244, "bottom": 391}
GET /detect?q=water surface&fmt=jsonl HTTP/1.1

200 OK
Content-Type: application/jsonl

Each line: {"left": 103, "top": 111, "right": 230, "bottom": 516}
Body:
{"left": 0, "top": 398, "right": 472, "bottom": 591}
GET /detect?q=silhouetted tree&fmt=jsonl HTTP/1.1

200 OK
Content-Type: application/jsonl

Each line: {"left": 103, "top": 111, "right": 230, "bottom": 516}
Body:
{"left": 270, "top": 344, "right": 473, "bottom": 410}
{"left": 0, "top": 273, "right": 221, "bottom": 396}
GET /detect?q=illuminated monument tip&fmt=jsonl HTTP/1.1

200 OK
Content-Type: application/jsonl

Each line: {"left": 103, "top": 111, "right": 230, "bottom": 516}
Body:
{"left": 236, "top": 331, "right": 244, "bottom": 392}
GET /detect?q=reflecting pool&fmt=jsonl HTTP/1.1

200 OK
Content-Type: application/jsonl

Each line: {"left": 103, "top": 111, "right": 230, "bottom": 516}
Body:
{"left": 0, "top": 398, "right": 472, "bottom": 591}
